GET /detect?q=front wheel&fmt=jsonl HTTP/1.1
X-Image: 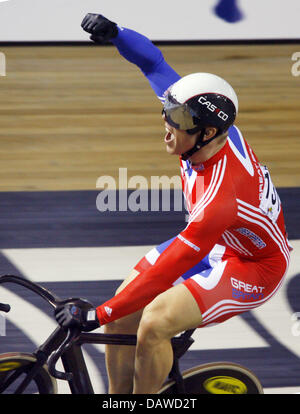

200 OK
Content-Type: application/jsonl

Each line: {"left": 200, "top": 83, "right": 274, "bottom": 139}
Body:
{"left": 158, "top": 362, "right": 264, "bottom": 394}
{"left": 0, "top": 352, "right": 57, "bottom": 394}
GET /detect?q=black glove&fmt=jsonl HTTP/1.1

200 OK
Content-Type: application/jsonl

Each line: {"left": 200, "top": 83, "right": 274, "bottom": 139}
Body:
{"left": 81, "top": 13, "right": 118, "bottom": 44}
{"left": 55, "top": 299, "right": 100, "bottom": 332}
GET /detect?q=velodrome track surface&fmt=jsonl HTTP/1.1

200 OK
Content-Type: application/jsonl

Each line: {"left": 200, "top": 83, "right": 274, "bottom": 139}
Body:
{"left": 0, "top": 188, "right": 299, "bottom": 394}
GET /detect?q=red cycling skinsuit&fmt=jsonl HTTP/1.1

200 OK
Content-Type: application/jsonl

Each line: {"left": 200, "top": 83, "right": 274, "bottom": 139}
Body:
{"left": 96, "top": 28, "right": 292, "bottom": 327}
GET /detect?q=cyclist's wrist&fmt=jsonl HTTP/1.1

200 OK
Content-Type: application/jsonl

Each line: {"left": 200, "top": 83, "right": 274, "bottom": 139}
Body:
{"left": 55, "top": 301, "right": 100, "bottom": 332}
{"left": 83, "top": 309, "right": 100, "bottom": 332}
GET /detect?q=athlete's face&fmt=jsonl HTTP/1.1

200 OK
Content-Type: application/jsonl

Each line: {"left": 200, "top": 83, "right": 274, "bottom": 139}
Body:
{"left": 163, "top": 117, "right": 197, "bottom": 156}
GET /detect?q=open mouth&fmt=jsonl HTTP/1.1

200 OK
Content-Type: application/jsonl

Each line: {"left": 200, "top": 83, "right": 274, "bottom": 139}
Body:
{"left": 164, "top": 128, "right": 175, "bottom": 143}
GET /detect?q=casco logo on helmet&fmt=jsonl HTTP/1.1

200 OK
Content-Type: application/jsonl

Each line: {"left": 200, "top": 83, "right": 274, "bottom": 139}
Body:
{"left": 198, "top": 96, "right": 229, "bottom": 122}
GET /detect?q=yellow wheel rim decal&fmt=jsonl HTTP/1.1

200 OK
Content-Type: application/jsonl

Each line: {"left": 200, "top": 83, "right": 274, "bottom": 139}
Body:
{"left": 0, "top": 361, "right": 22, "bottom": 372}
{"left": 204, "top": 375, "right": 248, "bottom": 394}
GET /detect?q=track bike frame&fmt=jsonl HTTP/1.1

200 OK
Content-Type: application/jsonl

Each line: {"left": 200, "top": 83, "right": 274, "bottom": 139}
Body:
{"left": 42, "top": 326, "right": 194, "bottom": 394}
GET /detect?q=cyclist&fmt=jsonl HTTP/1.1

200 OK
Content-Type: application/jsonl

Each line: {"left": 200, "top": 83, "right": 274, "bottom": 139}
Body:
{"left": 55, "top": 14, "right": 292, "bottom": 394}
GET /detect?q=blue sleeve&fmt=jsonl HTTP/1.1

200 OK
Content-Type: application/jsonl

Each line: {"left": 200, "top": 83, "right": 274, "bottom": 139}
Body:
{"left": 112, "top": 27, "right": 181, "bottom": 102}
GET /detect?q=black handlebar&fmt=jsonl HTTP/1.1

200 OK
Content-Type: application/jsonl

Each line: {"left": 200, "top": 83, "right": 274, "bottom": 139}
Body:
{"left": 0, "top": 274, "right": 61, "bottom": 307}
{"left": 0, "top": 274, "right": 85, "bottom": 382}
{"left": 0, "top": 303, "right": 10, "bottom": 313}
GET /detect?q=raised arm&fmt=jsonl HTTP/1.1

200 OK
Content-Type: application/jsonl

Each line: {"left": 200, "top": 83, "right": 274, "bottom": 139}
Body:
{"left": 81, "top": 14, "right": 181, "bottom": 101}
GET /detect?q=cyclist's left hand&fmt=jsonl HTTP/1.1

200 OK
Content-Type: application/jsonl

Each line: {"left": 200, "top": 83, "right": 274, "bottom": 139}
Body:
{"left": 55, "top": 301, "right": 100, "bottom": 332}
{"left": 81, "top": 13, "right": 118, "bottom": 44}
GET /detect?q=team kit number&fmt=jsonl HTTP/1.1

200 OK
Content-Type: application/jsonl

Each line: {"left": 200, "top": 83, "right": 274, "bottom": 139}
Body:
{"left": 259, "top": 166, "right": 281, "bottom": 223}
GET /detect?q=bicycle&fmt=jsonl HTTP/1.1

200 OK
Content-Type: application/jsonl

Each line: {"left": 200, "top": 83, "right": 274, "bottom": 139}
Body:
{"left": 0, "top": 274, "right": 264, "bottom": 394}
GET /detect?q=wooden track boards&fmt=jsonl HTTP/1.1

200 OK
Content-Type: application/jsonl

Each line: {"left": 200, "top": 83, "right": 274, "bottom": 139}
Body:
{"left": 0, "top": 43, "right": 299, "bottom": 191}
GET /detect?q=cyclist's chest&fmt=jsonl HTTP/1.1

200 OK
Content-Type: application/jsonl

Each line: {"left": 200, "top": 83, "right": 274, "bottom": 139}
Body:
{"left": 180, "top": 161, "right": 216, "bottom": 213}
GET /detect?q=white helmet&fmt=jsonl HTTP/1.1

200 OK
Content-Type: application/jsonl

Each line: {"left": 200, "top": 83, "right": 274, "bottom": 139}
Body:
{"left": 162, "top": 73, "right": 238, "bottom": 159}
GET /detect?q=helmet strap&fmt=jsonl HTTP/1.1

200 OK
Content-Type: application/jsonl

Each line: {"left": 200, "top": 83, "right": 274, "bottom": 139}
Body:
{"left": 181, "top": 128, "right": 222, "bottom": 161}
{"left": 180, "top": 129, "right": 209, "bottom": 161}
